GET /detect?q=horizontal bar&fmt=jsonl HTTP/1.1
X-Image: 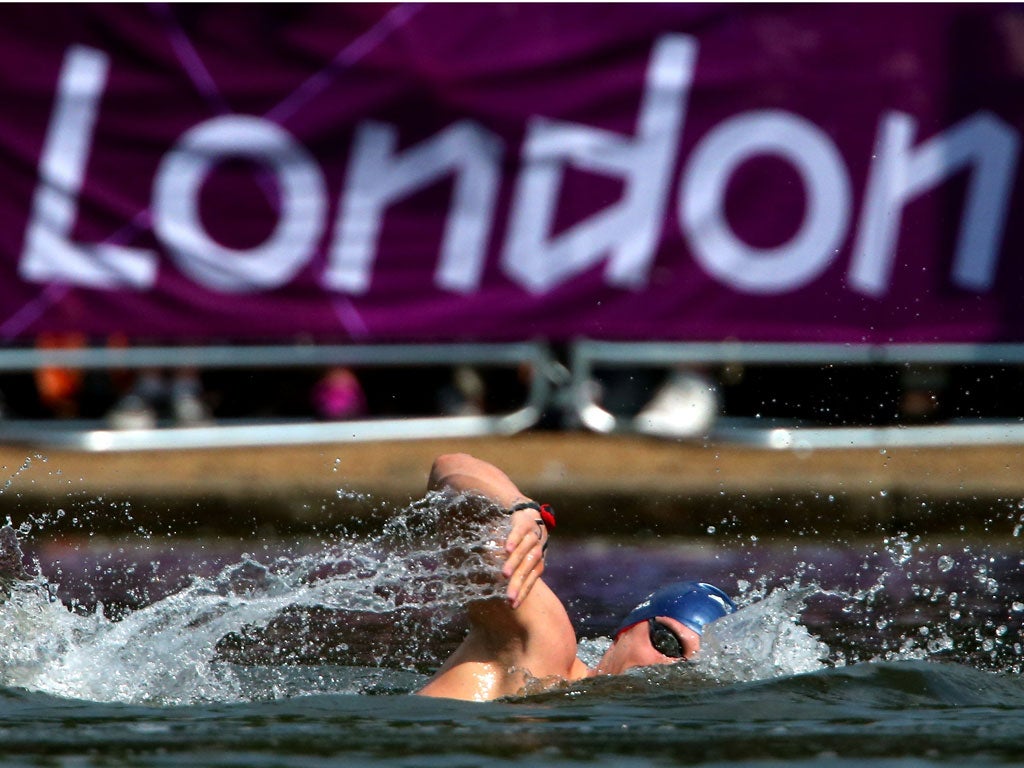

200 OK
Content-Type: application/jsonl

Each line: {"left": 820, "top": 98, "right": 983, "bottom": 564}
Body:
{"left": 0, "top": 410, "right": 541, "bottom": 452}
{"left": 0, "top": 342, "right": 552, "bottom": 371}
{"left": 712, "top": 419, "right": 1024, "bottom": 450}
{"left": 572, "top": 340, "right": 1024, "bottom": 366}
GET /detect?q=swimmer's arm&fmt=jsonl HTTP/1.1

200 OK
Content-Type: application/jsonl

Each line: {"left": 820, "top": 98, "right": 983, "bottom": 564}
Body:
{"left": 428, "top": 453, "right": 548, "bottom": 608}
{"left": 416, "top": 578, "right": 580, "bottom": 700}
{"left": 419, "top": 454, "right": 579, "bottom": 701}
{"left": 428, "top": 452, "right": 533, "bottom": 508}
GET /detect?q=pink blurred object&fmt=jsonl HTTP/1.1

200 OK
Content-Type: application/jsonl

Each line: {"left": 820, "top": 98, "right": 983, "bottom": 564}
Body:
{"left": 312, "top": 367, "right": 367, "bottom": 420}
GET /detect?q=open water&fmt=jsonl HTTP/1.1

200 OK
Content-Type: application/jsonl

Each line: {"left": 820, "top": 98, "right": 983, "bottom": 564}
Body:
{"left": 2, "top": 487, "right": 1024, "bottom": 767}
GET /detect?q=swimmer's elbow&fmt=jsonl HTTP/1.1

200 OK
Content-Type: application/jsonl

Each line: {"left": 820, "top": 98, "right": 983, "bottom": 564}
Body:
{"left": 429, "top": 453, "right": 472, "bottom": 490}
{"left": 432, "top": 453, "right": 474, "bottom": 475}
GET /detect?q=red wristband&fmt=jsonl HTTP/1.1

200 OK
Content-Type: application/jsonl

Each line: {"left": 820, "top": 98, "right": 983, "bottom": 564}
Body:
{"left": 508, "top": 501, "right": 556, "bottom": 532}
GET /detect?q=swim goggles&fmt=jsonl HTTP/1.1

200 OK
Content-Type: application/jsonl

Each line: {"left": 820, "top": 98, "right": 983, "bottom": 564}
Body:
{"left": 648, "top": 618, "right": 688, "bottom": 659}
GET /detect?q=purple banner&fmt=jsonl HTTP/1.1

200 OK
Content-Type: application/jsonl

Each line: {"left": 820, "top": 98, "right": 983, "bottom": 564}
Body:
{"left": 1, "top": 4, "right": 1023, "bottom": 343}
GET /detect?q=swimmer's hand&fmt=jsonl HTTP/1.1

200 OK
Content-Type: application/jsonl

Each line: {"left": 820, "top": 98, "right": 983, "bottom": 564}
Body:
{"left": 501, "top": 506, "right": 548, "bottom": 609}
{"left": 425, "top": 454, "right": 550, "bottom": 610}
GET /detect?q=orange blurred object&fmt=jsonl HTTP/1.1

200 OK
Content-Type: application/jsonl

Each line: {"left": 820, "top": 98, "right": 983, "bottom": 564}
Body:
{"left": 34, "top": 332, "right": 87, "bottom": 417}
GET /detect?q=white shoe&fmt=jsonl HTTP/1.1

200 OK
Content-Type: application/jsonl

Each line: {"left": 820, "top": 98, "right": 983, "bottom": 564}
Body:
{"left": 172, "top": 393, "right": 211, "bottom": 426}
{"left": 107, "top": 395, "right": 157, "bottom": 431}
{"left": 636, "top": 371, "right": 720, "bottom": 438}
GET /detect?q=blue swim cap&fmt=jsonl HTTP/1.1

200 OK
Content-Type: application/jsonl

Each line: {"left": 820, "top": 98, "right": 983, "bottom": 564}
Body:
{"left": 614, "top": 581, "right": 737, "bottom": 637}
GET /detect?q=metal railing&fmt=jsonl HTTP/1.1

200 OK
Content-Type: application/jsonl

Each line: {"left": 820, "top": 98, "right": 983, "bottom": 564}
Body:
{"left": 0, "top": 342, "right": 560, "bottom": 451}
{"left": 570, "top": 340, "right": 1024, "bottom": 449}
{"left": 3, "top": 338, "right": 1024, "bottom": 451}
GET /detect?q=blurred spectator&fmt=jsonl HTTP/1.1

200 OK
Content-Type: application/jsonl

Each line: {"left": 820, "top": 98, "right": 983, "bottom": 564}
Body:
{"left": 635, "top": 366, "right": 721, "bottom": 438}
{"left": 34, "top": 331, "right": 88, "bottom": 419}
{"left": 34, "top": 333, "right": 133, "bottom": 421}
{"left": 311, "top": 366, "right": 367, "bottom": 420}
{"left": 587, "top": 365, "right": 721, "bottom": 438}
{"left": 108, "top": 367, "right": 210, "bottom": 429}
{"left": 899, "top": 364, "right": 948, "bottom": 423}
{"left": 437, "top": 365, "right": 486, "bottom": 416}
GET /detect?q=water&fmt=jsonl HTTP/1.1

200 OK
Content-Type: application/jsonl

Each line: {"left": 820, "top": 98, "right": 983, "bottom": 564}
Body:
{"left": 2, "top": 489, "right": 1024, "bottom": 766}
{"left": 2, "top": 661, "right": 1023, "bottom": 767}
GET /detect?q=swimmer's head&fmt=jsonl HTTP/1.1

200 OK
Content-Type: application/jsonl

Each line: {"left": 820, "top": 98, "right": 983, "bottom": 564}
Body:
{"left": 595, "top": 580, "right": 736, "bottom": 676}
{"left": 614, "top": 580, "right": 737, "bottom": 638}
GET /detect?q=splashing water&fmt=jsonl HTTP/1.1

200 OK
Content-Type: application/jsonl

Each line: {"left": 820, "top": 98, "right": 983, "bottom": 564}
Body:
{"left": 711, "top": 519, "right": 1024, "bottom": 676}
{"left": 0, "top": 490, "right": 505, "bottom": 705}
{"left": 699, "top": 586, "right": 832, "bottom": 682}
{"left": 2, "top": 489, "right": 1023, "bottom": 707}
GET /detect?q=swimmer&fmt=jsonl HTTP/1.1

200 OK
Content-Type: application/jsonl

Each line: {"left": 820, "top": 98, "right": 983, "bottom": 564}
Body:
{"left": 417, "top": 453, "right": 736, "bottom": 701}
